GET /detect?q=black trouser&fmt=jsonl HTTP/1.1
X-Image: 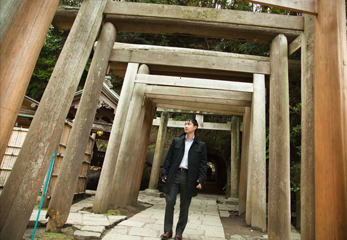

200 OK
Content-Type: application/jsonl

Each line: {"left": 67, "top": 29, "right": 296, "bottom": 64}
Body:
{"left": 164, "top": 170, "right": 192, "bottom": 234}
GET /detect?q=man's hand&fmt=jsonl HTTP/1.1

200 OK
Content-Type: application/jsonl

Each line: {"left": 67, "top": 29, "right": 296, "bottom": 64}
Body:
{"left": 162, "top": 178, "right": 167, "bottom": 183}
{"left": 196, "top": 180, "right": 202, "bottom": 189}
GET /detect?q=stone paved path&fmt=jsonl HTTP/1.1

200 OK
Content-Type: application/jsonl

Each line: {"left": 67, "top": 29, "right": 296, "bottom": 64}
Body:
{"left": 103, "top": 193, "right": 226, "bottom": 240}
{"left": 28, "top": 191, "right": 301, "bottom": 240}
{"left": 29, "top": 195, "right": 127, "bottom": 239}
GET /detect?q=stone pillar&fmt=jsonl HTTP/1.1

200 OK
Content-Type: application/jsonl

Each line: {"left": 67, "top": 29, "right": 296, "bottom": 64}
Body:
{"left": 250, "top": 74, "right": 266, "bottom": 232}
{"left": 245, "top": 107, "right": 254, "bottom": 225}
{"left": 108, "top": 67, "right": 148, "bottom": 209}
{"left": 230, "top": 116, "right": 241, "bottom": 198}
{"left": 146, "top": 111, "right": 169, "bottom": 194}
{"left": 0, "top": 0, "right": 59, "bottom": 164}
{"left": 268, "top": 34, "right": 291, "bottom": 240}
{"left": 301, "top": 14, "right": 315, "bottom": 240}
{"left": 93, "top": 63, "right": 140, "bottom": 213}
{"left": 238, "top": 107, "right": 251, "bottom": 215}
{"left": 46, "top": 22, "right": 116, "bottom": 232}
{"left": 131, "top": 102, "right": 157, "bottom": 203}
{"left": 314, "top": 1, "right": 347, "bottom": 238}
{"left": 0, "top": 1, "right": 106, "bottom": 238}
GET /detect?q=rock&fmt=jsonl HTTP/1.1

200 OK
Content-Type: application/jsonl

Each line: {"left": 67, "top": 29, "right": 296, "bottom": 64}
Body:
{"left": 81, "top": 225, "right": 106, "bottom": 233}
{"left": 62, "top": 227, "right": 75, "bottom": 238}
{"left": 74, "top": 230, "right": 101, "bottom": 239}
{"left": 230, "top": 234, "right": 244, "bottom": 240}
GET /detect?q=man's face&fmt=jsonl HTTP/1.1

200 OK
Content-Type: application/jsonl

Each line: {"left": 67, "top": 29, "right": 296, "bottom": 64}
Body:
{"left": 184, "top": 121, "right": 197, "bottom": 134}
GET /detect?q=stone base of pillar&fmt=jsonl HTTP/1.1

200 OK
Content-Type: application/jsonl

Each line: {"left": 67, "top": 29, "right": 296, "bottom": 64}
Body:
{"left": 225, "top": 197, "right": 239, "bottom": 205}
{"left": 144, "top": 189, "right": 165, "bottom": 198}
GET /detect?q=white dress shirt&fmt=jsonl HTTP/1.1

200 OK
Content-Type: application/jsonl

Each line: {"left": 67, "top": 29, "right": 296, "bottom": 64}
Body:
{"left": 179, "top": 135, "right": 194, "bottom": 169}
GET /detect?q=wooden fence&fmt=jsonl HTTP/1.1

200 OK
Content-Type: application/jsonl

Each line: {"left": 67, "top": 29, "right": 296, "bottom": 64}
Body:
{"left": 0, "top": 122, "right": 95, "bottom": 204}
{"left": 0, "top": 127, "right": 28, "bottom": 186}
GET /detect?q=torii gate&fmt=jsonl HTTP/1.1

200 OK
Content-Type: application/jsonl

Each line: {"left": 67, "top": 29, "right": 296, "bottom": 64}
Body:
{"left": 0, "top": 1, "right": 346, "bottom": 240}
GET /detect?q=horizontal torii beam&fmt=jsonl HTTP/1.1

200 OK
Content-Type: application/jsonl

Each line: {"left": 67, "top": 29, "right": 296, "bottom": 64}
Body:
{"left": 103, "top": 1, "right": 303, "bottom": 43}
{"left": 109, "top": 43, "right": 270, "bottom": 75}
{"left": 136, "top": 74, "right": 254, "bottom": 92}
{"left": 289, "top": 33, "right": 303, "bottom": 56}
{"left": 107, "top": 43, "right": 301, "bottom": 81}
{"left": 104, "top": 1, "right": 303, "bottom": 30}
{"left": 156, "top": 108, "right": 231, "bottom": 116}
{"left": 53, "top": 2, "right": 304, "bottom": 43}
{"left": 145, "top": 85, "right": 252, "bottom": 107}
{"left": 155, "top": 103, "right": 244, "bottom": 116}
{"left": 152, "top": 99, "right": 245, "bottom": 115}
{"left": 153, "top": 118, "right": 232, "bottom": 131}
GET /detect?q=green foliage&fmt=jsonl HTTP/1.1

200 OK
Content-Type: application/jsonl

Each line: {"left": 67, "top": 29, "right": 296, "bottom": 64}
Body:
{"left": 105, "top": 209, "right": 121, "bottom": 216}
{"left": 289, "top": 81, "right": 302, "bottom": 195}
{"left": 27, "top": 24, "right": 92, "bottom": 100}
{"left": 290, "top": 162, "right": 301, "bottom": 192}
{"left": 99, "top": 143, "right": 108, "bottom": 150}
{"left": 211, "top": 135, "right": 228, "bottom": 147}
{"left": 26, "top": 25, "right": 67, "bottom": 100}
{"left": 212, "top": 39, "right": 270, "bottom": 56}
{"left": 171, "top": 114, "right": 191, "bottom": 121}
{"left": 59, "top": 0, "right": 82, "bottom": 7}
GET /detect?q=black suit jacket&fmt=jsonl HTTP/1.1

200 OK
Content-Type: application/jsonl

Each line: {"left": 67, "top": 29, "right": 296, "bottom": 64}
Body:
{"left": 160, "top": 134, "right": 208, "bottom": 198}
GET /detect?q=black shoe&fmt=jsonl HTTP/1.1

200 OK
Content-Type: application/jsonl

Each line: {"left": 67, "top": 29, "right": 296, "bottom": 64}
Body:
{"left": 161, "top": 231, "right": 173, "bottom": 239}
{"left": 174, "top": 233, "right": 183, "bottom": 240}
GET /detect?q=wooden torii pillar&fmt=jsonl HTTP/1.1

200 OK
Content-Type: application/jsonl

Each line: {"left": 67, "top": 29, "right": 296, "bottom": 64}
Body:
{"left": 230, "top": 115, "right": 241, "bottom": 198}
{"left": 0, "top": 1, "right": 107, "bottom": 239}
{"left": 314, "top": 1, "right": 347, "bottom": 239}
{"left": 46, "top": 22, "right": 117, "bottom": 232}
{"left": 0, "top": 0, "right": 59, "bottom": 164}
{"left": 130, "top": 100, "right": 157, "bottom": 203}
{"left": 146, "top": 111, "right": 169, "bottom": 194}
{"left": 93, "top": 63, "right": 140, "bottom": 213}
{"left": 245, "top": 0, "right": 347, "bottom": 239}
{"left": 108, "top": 65, "right": 150, "bottom": 209}
{"left": 238, "top": 107, "right": 251, "bottom": 216}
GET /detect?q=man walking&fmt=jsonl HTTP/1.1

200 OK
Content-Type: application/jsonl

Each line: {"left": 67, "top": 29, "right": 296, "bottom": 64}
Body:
{"left": 160, "top": 118, "right": 208, "bottom": 240}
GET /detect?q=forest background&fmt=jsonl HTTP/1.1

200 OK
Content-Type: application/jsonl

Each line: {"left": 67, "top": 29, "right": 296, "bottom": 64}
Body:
{"left": 25, "top": 0, "right": 325, "bottom": 224}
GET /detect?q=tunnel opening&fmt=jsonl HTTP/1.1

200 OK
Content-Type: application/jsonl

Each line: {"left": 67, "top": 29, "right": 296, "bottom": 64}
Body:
{"left": 198, "top": 152, "right": 228, "bottom": 195}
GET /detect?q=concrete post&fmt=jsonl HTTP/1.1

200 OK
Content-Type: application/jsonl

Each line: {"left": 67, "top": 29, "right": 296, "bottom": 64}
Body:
{"left": 132, "top": 102, "right": 157, "bottom": 203}
{"left": 108, "top": 69, "right": 148, "bottom": 209}
{"left": 0, "top": 0, "right": 59, "bottom": 164}
{"left": 0, "top": 1, "right": 106, "bottom": 238}
{"left": 46, "top": 22, "right": 116, "bottom": 232}
{"left": 250, "top": 74, "right": 266, "bottom": 232}
{"left": 238, "top": 107, "right": 251, "bottom": 215}
{"left": 314, "top": 1, "right": 347, "bottom": 238}
{"left": 230, "top": 116, "right": 241, "bottom": 198}
{"left": 93, "top": 63, "right": 140, "bottom": 213}
{"left": 268, "top": 34, "right": 291, "bottom": 240}
{"left": 245, "top": 107, "right": 254, "bottom": 225}
{"left": 301, "top": 14, "right": 315, "bottom": 240}
{"left": 147, "top": 111, "right": 169, "bottom": 193}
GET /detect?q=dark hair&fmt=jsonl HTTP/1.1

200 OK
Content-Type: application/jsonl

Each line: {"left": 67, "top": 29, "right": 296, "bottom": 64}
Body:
{"left": 186, "top": 118, "right": 198, "bottom": 128}
{"left": 186, "top": 118, "right": 198, "bottom": 134}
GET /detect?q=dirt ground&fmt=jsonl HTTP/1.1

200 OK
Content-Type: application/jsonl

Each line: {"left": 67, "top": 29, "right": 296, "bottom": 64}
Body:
{"left": 221, "top": 212, "right": 266, "bottom": 239}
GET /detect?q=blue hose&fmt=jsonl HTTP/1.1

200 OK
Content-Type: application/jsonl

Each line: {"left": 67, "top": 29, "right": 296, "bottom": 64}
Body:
{"left": 31, "top": 152, "right": 56, "bottom": 240}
